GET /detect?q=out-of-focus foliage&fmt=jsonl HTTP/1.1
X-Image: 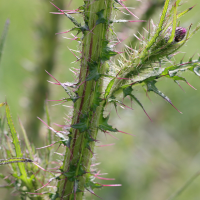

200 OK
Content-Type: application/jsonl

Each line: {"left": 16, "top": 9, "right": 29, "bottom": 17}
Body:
{"left": 0, "top": 0, "right": 200, "bottom": 200}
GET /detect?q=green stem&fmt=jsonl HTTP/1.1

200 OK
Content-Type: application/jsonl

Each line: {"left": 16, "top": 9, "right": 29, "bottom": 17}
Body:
{"left": 57, "top": 1, "right": 113, "bottom": 199}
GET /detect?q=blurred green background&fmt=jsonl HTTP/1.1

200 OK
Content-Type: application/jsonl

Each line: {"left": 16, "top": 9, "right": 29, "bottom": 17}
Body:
{"left": 0, "top": 0, "right": 200, "bottom": 199}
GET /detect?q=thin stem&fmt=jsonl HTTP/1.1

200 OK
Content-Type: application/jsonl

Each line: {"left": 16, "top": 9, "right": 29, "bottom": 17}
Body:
{"left": 167, "top": 170, "right": 200, "bottom": 200}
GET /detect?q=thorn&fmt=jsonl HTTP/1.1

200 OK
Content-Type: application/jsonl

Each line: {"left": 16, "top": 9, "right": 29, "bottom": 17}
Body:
{"left": 167, "top": 99, "right": 182, "bottom": 114}
{"left": 102, "top": 184, "right": 122, "bottom": 187}
{"left": 36, "top": 142, "right": 57, "bottom": 149}
{"left": 96, "top": 143, "right": 115, "bottom": 147}
{"left": 133, "top": 34, "right": 142, "bottom": 41}
{"left": 67, "top": 47, "right": 80, "bottom": 60}
{"left": 146, "top": 91, "right": 152, "bottom": 103}
{"left": 175, "top": 81, "right": 185, "bottom": 92}
{"left": 115, "top": 106, "right": 121, "bottom": 119}
{"left": 117, "top": 0, "right": 139, "bottom": 19}
{"left": 47, "top": 80, "right": 60, "bottom": 85}
{"left": 186, "top": 81, "right": 197, "bottom": 90}
{"left": 35, "top": 178, "right": 55, "bottom": 192}
{"left": 56, "top": 29, "right": 72, "bottom": 35}
{"left": 54, "top": 152, "right": 64, "bottom": 156}
{"left": 94, "top": 176, "right": 115, "bottom": 181}
{"left": 45, "top": 70, "right": 60, "bottom": 84}
{"left": 104, "top": 131, "right": 119, "bottom": 140}
{"left": 32, "top": 162, "right": 54, "bottom": 174}
{"left": 118, "top": 130, "right": 134, "bottom": 136}
{"left": 50, "top": 2, "right": 65, "bottom": 14}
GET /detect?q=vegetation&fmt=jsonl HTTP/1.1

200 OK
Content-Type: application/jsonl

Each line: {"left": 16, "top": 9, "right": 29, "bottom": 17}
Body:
{"left": 0, "top": 0, "right": 200, "bottom": 199}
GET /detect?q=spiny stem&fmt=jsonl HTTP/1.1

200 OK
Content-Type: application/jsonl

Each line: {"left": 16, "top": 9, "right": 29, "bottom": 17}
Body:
{"left": 57, "top": 1, "right": 113, "bottom": 199}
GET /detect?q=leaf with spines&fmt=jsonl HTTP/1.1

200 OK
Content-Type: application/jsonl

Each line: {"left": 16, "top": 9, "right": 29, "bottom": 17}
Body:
{"left": 99, "top": 112, "right": 118, "bottom": 132}
{"left": 100, "top": 40, "right": 117, "bottom": 61}
{"left": 86, "top": 61, "right": 101, "bottom": 81}
{"left": 6, "top": 104, "right": 29, "bottom": 179}
{"left": 123, "top": 86, "right": 151, "bottom": 121}
{"left": 162, "top": 59, "right": 200, "bottom": 78}
{"left": 91, "top": 86, "right": 102, "bottom": 111}
{"left": 71, "top": 114, "right": 88, "bottom": 132}
{"left": 96, "top": 9, "right": 107, "bottom": 25}
{"left": 146, "top": 80, "right": 182, "bottom": 113}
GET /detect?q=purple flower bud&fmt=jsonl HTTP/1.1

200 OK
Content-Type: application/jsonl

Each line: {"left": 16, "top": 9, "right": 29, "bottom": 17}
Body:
{"left": 164, "top": 27, "right": 187, "bottom": 43}
{"left": 174, "top": 27, "right": 187, "bottom": 42}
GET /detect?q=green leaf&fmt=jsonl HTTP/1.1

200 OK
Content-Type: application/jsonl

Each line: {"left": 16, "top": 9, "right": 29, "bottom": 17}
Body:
{"left": 5, "top": 104, "right": 22, "bottom": 157}
{"left": 194, "top": 66, "right": 200, "bottom": 76}
{"left": 96, "top": 9, "right": 107, "bottom": 25}
{"left": 107, "top": 97, "right": 122, "bottom": 110}
{"left": 85, "top": 180, "right": 102, "bottom": 198}
{"left": 162, "top": 59, "right": 200, "bottom": 77}
{"left": 18, "top": 118, "right": 34, "bottom": 161}
{"left": 49, "top": 192, "right": 60, "bottom": 200}
{"left": 123, "top": 86, "right": 133, "bottom": 98}
{"left": 101, "top": 40, "right": 117, "bottom": 61}
{"left": 105, "top": 78, "right": 115, "bottom": 98}
{"left": 85, "top": 181, "right": 102, "bottom": 190}
{"left": 6, "top": 105, "right": 24, "bottom": 164}
{"left": 71, "top": 114, "right": 88, "bottom": 132}
{"left": 64, "top": 13, "right": 81, "bottom": 27}
{"left": 56, "top": 132, "right": 71, "bottom": 148}
{"left": 86, "top": 61, "right": 101, "bottom": 81}
{"left": 61, "top": 84, "right": 79, "bottom": 103}
{"left": 71, "top": 122, "right": 88, "bottom": 133}
{"left": 167, "top": 2, "right": 177, "bottom": 44}
{"left": 122, "top": 86, "right": 151, "bottom": 121}
{"left": 99, "top": 113, "right": 118, "bottom": 132}
{"left": 62, "top": 164, "right": 77, "bottom": 181}
{"left": 146, "top": 80, "right": 181, "bottom": 113}
{"left": 91, "top": 87, "right": 102, "bottom": 111}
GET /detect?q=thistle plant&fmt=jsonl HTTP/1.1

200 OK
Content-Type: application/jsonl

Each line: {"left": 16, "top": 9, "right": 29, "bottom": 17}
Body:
{"left": 0, "top": 0, "right": 200, "bottom": 200}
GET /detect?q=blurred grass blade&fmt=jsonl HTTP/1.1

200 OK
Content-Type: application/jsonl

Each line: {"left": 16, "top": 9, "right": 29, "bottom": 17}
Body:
{"left": 5, "top": 149, "right": 17, "bottom": 172}
{"left": 167, "top": 170, "right": 200, "bottom": 200}
{"left": 0, "top": 19, "right": 9, "bottom": 65}
{"left": 6, "top": 103, "right": 23, "bottom": 158}
{"left": 45, "top": 100, "right": 52, "bottom": 145}
{"left": 18, "top": 117, "right": 34, "bottom": 160}
{"left": 5, "top": 103, "right": 31, "bottom": 186}
{"left": 44, "top": 100, "right": 52, "bottom": 172}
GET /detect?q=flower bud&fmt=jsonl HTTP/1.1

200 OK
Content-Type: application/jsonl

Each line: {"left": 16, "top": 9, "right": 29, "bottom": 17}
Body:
{"left": 174, "top": 27, "right": 187, "bottom": 42}
{"left": 165, "top": 27, "right": 187, "bottom": 43}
